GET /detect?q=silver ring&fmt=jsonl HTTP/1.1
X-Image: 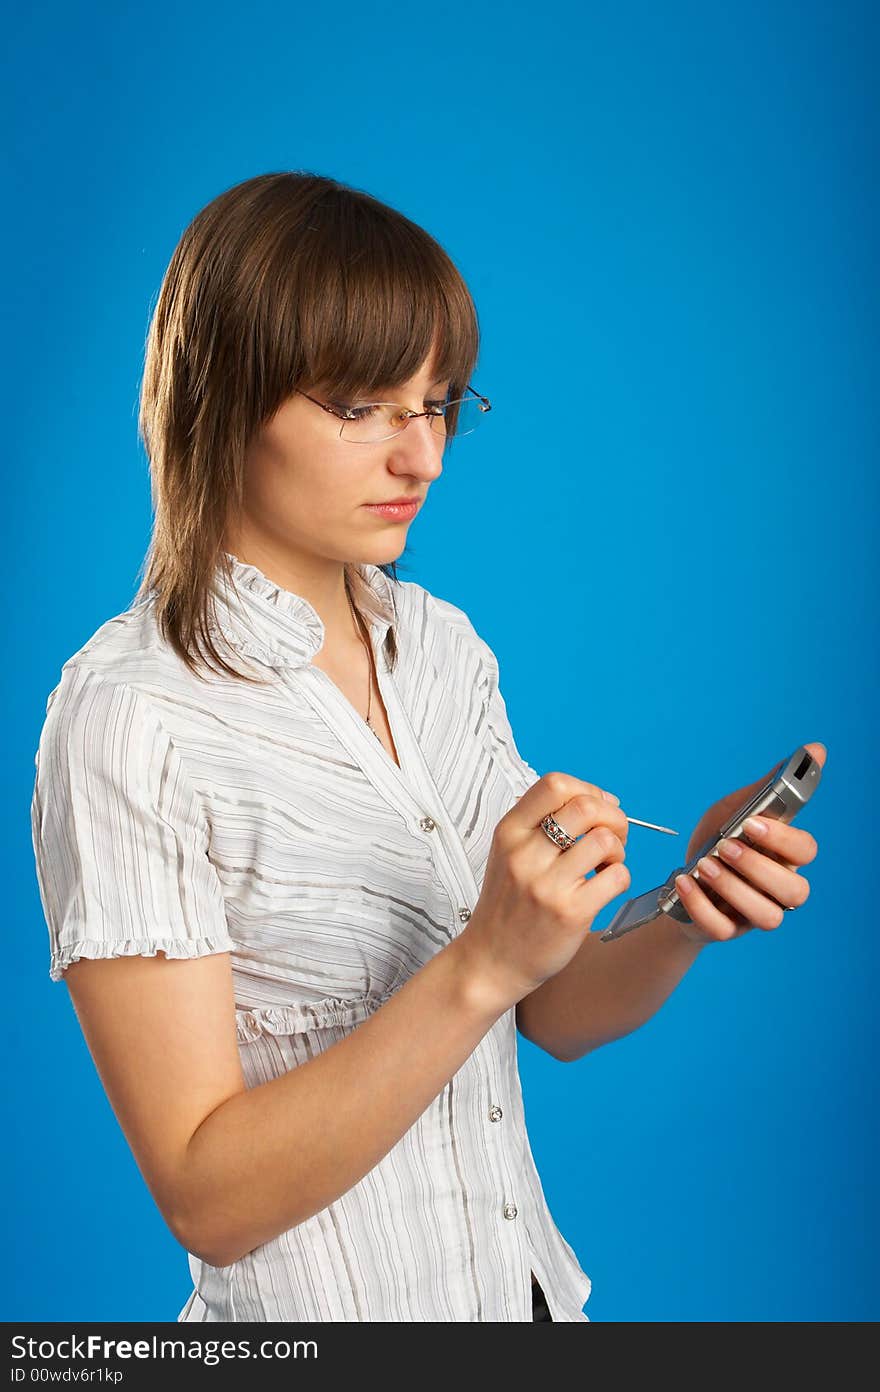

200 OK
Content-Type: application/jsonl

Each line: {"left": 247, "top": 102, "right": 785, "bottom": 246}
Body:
{"left": 539, "top": 812, "right": 577, "bottom": 851}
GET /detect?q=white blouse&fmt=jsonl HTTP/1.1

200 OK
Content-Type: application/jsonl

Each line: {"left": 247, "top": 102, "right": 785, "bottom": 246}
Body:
{"left": 30, "top": 552, "right": 593, "bottom": 1322}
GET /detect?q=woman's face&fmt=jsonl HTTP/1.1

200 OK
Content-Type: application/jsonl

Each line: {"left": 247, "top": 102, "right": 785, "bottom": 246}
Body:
{"left": 231, "top": 348, "right": 448, "bottom": 568}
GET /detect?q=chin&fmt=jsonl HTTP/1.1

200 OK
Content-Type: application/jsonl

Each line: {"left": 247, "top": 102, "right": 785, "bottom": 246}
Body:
{"left": 353, "top": 539, "right": 408, "bottom": 567}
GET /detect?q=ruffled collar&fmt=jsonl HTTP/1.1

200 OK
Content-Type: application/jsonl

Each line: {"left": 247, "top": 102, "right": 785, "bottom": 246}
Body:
{"left": 208, "top": 551, "right": 398, "bottom": 669}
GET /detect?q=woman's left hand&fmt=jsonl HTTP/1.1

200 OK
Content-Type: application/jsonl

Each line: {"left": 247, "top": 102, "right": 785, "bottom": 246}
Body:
{"left": 675, "top": 741, "right": 826, "bottom": 945}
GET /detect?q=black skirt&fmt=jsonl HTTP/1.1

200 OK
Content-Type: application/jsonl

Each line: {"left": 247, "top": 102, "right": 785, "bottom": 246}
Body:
{"left": 531, "top": 1274, "right": 553, "bottom": 1322}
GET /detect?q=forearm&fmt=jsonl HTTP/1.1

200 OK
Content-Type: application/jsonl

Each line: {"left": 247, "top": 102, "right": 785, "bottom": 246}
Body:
{"left": 178, "top": 932, "right": 513, "bottom": 1267}
{"left": 517, "top": 912, "right": 707, "bottom": 1062}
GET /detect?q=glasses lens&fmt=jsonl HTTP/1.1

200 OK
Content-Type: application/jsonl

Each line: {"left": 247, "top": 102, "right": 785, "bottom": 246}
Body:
{"left": 431, "top": 396, "right": 486, "bottom": 441}
{"left": 339, "top": 396, "right": 488, "bottom": 443}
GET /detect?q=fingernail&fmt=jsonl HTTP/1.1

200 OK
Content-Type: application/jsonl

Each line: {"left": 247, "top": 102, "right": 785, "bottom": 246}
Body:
{"left": 744, "top": 816, "right": 768, "bottom": 837}
{"left": 603, "top": 791, "right": 621, "bottom": 804}
{"left": 676, "top": 874, "right": 692, "bottom": 894}
{"left": 699, "top": 855, "right": 721, "bottom": 879}
{"left": 718, "top": 837, "right": 742, "bottom": 859}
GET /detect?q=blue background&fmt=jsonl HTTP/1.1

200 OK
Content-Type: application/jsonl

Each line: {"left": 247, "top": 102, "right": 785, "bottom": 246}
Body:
{"left": 6, "top": 0, "right": 877, "bottom": 1323}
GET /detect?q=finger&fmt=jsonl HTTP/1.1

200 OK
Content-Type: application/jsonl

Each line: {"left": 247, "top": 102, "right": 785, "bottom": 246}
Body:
{"left": 715, "top": 837, "right": 811, "bottom": 910}
{"left": 693, "top": 853, "right": 791, "bottom": 930}
{"left": 560, "top": 792, "right": 629, "bottom": 844}
{"left": 542, "top": 771, "right": 621, "bottom": 807}
{"left": 741, "top": 817, "right": 818, "bottom": 868}
{"left": 514, "top": 772, "right": 621, "bottom": 841}
{"left": 569, "top": 822, "right": 628, "bottom": 885}
{"left": 578, "top": 859, "right": 632, "bottom": 921}
{"left": 675, "top": 872, "right": 749, "bottom": 942}
{"left": 527, "top": 799, "right": 628, "bottom": 894}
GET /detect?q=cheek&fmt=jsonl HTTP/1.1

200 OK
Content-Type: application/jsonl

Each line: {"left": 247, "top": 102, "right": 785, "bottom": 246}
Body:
{"left": 298, "top": 454, "right": 364, "bottom": 508}
{"left": 246, "top": 412, "right": 365, "bottom": 517}
{"left": 256, "top": 456, "right": 364, "bottom": 522}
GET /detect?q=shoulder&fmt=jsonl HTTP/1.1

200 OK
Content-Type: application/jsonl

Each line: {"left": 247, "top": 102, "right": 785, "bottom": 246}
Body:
{"left": 34, "top": 600, "right": 202, "bottom": 754}
{"left": 51, "top": 597, "right": 185, "bottom": 685}
{"left": 391, "top": 575, "right": 497, "bottom": 670}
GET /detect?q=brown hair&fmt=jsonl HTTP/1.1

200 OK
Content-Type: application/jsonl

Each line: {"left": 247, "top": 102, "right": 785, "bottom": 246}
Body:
{"left": 133, "top": 170, "right": 480, "bottom": 685}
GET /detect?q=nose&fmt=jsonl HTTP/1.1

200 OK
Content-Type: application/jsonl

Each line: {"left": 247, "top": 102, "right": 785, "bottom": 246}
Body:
{"left": 388, "top": 414, "right": 444, "bottom": 482}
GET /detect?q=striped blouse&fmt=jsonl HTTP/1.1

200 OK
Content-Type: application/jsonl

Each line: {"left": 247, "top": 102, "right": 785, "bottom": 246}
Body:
{"left": 30, "top": 552, "right": 593, "bottom": 1322}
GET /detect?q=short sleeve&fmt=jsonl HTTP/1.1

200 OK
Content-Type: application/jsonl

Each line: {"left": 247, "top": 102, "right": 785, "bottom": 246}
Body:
{"left": 427, "top": 591, "right": 541, "bottom": 801}
{"left": 30, "top": 664, "right": 236, "bottom": 983}
{"left": 466, "top": 623, "right": 542, "bottom": 800}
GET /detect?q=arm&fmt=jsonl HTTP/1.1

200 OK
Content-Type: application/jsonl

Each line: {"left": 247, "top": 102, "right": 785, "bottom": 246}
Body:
{"left": 64, "top": 927, "right": 514, "bottom": 1270}
{"left": 441, "top": 612, "right": 704, "bottom": 1059}
{"left": 516, "top": 742, "right": 827, "bottom": 1062}
{"left": 37, "top": 666, "right": 519, "bottom": 1270}
{"left": 516, "top": 913, "right": 706, "bottom": 1062}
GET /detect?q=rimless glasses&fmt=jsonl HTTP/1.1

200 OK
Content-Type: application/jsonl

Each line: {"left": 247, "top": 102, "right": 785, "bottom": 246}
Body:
{"left": 295, "top": 385, "right": 492, "bottom": 445}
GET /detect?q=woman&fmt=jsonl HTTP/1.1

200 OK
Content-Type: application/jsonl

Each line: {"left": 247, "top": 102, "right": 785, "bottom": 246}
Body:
{"left": 30, "top": 171, "right": 822, "bottom": 1323}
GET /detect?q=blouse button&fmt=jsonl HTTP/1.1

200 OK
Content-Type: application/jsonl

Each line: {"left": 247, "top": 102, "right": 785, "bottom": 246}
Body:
{"left": 503, "top": 1202, "right": 518, "bottom": 1220}
{"left": 419, "top": 816, "right": 436, "bottom": 832}
{"left": 488, "top": 1105, "right": 503, "bottom": 1122}
{"left": 458, "top": 907, "right": 472, "bottom": 922}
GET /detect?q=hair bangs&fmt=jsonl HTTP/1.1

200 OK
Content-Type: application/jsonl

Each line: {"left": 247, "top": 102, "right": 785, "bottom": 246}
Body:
{"left": 282, "top": 194, "right": 479, "bottom": 403}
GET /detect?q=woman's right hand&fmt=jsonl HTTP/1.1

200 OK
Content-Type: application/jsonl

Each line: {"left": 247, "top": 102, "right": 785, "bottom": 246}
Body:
{"left": 460, "top": 772, "right": 631, "bottom": 1006}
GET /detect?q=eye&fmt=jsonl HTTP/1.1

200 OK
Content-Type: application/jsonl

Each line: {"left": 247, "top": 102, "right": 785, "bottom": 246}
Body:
{"left": 328, "top": 401, "right": 378, "bottom": 420}
{"left": 335, "top": 392, "right": 450, "bottom": 421}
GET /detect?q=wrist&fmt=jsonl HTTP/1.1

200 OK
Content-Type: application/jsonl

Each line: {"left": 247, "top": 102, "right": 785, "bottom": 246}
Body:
{"left": 677, "top": 918, "right": 712, "bottom": 949}
{"left": 446, "top": 924, "right": 527, "bottom": 1021}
